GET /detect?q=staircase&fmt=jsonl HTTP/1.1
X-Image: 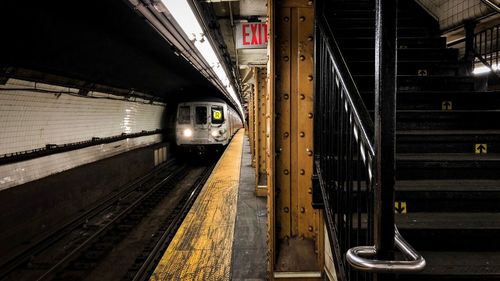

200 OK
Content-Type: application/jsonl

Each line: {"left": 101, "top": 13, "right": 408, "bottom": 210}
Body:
{"left": 327, "top": 0, "right": 500, "bottom": 280}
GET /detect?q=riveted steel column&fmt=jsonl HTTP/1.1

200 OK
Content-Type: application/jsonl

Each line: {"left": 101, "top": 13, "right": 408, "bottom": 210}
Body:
{"left": 271, "top": 0, "right": 322, "bottom": 277}
{"left": 257, "top": 68, "right": 268, "bottom": 197}
{"left": 248, "top": 88, "right": 255, "bottom": 162}
{"left": 266, "top": 0, "right": 276, "bottom": 276}
{"left": 374, "top": 0, "right": 397, "bottom": 276}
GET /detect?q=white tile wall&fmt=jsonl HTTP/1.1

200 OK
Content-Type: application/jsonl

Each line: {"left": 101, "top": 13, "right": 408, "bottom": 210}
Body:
{"left": 417, "top": 0, "right": 497, "bottom": 30}
{"left": 0, "top": 79, "right": 167, "bottom": 155}
{"left": 0, "top": 134, "right": 162, "bottom": 191}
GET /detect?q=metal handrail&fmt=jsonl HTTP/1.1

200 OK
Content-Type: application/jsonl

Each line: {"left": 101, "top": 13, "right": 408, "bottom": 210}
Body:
{"left": 315, "top": 2, "right": 426, "bottom": 278}
{"left": 481, "top": 0, "right": 500, "bottom": 14}
{"left": 347, "top": 225, "right": 426, "bottom": 273}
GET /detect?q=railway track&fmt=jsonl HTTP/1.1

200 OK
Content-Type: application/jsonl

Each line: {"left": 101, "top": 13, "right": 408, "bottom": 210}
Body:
{"left": 0, "top": 159, "right": 216, "bottom": 281}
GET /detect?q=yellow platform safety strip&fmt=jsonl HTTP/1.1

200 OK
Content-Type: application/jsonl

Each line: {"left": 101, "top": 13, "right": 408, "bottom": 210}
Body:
{"left": 150, "top": 130, "right": 244, "bottom": 281}
{"left": 475, "top": 143, "right": 487, "bottom": 154}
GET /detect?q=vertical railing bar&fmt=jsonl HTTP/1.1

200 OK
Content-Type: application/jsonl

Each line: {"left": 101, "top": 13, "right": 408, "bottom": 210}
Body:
{"left": 496, "top": 26, "right": 499, "bottom": 68}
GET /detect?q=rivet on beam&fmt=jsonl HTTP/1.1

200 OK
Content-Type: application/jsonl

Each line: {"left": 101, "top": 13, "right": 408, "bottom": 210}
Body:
{"left": 300, "top": 169, "right": 305, "bottom": 175}
{"left": 300, "top": 132, "right": 305, "bottom": 137}
{"left": 284, "top": 169, "right": 289, "bottom": 175}
{"left": 284, "top": 207, "right": 289, "bottom": 213}
{"left": 300, "top": 17, "right": 305, "bottom": 22}
{"left": 300, "top": 93, "right": 305, "bottom": 99}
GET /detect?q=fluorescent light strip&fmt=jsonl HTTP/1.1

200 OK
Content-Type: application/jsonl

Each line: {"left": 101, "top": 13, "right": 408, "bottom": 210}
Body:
{"left": 162, "top": 0, "right": 244, "bottom": 118}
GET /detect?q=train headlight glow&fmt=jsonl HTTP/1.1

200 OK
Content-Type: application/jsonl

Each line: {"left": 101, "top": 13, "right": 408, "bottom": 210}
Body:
{"left": 211, "top": 130, "right": 219, "bottom": 137}
{"left": 183, "top": 128, "right": 193, "bottom": 137}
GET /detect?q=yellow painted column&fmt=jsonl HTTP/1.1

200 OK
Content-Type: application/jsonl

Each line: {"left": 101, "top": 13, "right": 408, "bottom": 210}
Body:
{"left": 248, "top": 90, "right": 255, "bottom": 160}
{"left": 257, "top": 68, "right": 268, "bottom": 197}
{"left": 268, "top": 0, "right": 323, "bottom": 278}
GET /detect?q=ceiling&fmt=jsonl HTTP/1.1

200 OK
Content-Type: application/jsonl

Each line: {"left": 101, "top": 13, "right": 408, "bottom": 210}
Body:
{"left": 0, "top": 0, "right": 268, "bottom": 109}
{"left": 0, "top": 0, "right": 221, "bottom": 103}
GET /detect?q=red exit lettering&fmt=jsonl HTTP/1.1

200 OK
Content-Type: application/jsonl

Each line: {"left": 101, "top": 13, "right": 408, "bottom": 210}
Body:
{"left": 242, "top": 23, "right": 268, "bottom": 46}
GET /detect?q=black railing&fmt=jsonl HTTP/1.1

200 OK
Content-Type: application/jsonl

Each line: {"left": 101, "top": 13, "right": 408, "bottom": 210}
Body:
{"left": 474, "top": 24, "right": 500, "bottom": 72}
{"left": 314, "top": 14, "right": 376, "bottom": 281}
{"left": 314, "top": 2, "right": 425, "bottom": 280}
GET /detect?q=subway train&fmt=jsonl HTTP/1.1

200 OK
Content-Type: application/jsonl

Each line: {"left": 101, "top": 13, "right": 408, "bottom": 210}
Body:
{"left": 175, "top": 98, "right": 242, "bottom": 152}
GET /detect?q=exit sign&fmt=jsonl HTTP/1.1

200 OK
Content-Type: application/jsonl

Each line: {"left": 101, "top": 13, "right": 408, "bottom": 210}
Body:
{"left": 235, "top": 22, "right": 268, "bottom": 49}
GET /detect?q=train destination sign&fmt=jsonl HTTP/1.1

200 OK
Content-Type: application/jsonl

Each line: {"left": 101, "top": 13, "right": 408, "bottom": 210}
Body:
{"left": 235, "top": 22, "right": 268, "bottom": 49}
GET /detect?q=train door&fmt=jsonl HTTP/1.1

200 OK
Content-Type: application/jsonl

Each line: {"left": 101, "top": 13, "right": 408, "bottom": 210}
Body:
{"left": 194, "top": 105, "right": 209, "bottom": 141}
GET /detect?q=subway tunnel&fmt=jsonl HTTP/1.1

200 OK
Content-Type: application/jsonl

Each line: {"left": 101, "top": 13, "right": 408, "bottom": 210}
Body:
{"left": 1, "top": 0, "right": 500, "bottom": 280}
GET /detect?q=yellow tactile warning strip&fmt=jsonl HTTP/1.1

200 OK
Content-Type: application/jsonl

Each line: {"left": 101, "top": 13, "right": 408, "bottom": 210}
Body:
{"left": 150, "top": 129, "right": 244, "bottom": 281}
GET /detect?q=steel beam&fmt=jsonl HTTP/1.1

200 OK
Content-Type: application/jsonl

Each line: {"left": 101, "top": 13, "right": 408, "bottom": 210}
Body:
{"left": 374, "top": 0, "right": 397, "bottom": 272}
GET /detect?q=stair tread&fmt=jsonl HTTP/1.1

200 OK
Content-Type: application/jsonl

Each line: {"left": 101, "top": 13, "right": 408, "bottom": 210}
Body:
{"left": 414, "top": 251, "right": 500, "bottom": 275}
{"left": 397, "top": 130, "right": 500, "bottom": 136}
{"left": 396, "top": 212, "right": 500, "bottom": 229}
{"left": 397, "top": 153, "right": 500, "bottom": 161}
{"left": 396, "top": 179, "right": 500, "bottom": 191}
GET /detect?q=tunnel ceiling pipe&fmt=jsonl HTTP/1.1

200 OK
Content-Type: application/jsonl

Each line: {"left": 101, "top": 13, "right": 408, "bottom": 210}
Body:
{"left": 156, "top": 0, "right": 244, "bottom": 119}
{"left": 130, "top": 1, "right": 221, "bottom": 93}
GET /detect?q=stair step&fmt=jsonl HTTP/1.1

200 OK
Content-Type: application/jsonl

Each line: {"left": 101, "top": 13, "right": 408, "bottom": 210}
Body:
{"left": 395, "top": 179, "right": 500, "bottom": 212}
{"left": 357, "top": 91, "right": 500, "bottom": 110}
{"left": 397, "top": 213, "right": 500, "bottom": 251}
{"left": 337, "top": 36, "right": 447, "bottom": 49}
{"left": 397, "top": 91, "right": 500, "bottom": 110}
{"left": 342, "top": 48, "right": 458, "bottom": 62}
{"left": 397, "top": 251, "right": 500, "bottom": 280}
{"left": 348, "top": 60, "right": 460, "bottom": 76}
{"left": 396, "top": 110, "right": 500, "bottom": 130}
{"left": 397, "top": 153, "right": 500, "bottom": 179}
{"left": 334, "top": 27, "right": 438, "bottom": 38}
{"left": 397, "top": 130, "right": 500, "bottom": 153}
{"left": 354, "top": 76, "right": 475, "bottom": 92}
{"left": 330, "top": 17, "right": 439, "bottom": 29}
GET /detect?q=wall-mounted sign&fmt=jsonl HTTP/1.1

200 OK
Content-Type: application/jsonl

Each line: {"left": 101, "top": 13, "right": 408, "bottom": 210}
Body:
{"left": 235, "top": 22, "right": 268, "bottom": 49}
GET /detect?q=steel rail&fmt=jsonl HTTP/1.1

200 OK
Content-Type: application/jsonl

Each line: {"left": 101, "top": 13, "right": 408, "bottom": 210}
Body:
{"left": 0, "top": 159, "right": 176, "bottom": 280}
{"left": 35, "top": 164, "right": 188, "bottom": 281}
{"left": 129, "top": 163, "right": 216, "bottom": 281}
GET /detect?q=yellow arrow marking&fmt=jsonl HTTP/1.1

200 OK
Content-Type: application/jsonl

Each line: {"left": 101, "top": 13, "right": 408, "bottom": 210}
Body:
{"left": 475, "top": 143, "right": 487, "bottom": 154}
{"left": 442, "top": 101, "right": 452, "bottom": 111}
{"left": 394, "top": 201, "right": 407, "bottom": 214}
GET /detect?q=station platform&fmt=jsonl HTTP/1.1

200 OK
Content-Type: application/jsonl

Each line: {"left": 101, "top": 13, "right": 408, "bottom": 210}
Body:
{"left": 150, "top": 130, "right": 267, "bottom": 280}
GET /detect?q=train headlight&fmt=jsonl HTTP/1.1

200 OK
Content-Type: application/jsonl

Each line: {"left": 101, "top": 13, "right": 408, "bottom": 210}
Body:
{"left": 183, "top": 128, "right": 193, "bottom": 137}
{"left": 211, "top": 130, "right": 219, "bottom": 137}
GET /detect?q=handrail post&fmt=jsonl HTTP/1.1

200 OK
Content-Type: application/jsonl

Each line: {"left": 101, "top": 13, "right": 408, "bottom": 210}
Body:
{"left": 464, "top": 21, "right": 477, "bottom": 75}
{"left": 374, "top": 0, "right": 397, "bottom": 280}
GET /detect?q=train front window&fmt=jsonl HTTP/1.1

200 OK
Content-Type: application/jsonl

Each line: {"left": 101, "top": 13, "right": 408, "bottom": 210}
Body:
{"left": 211, "top": 106, "right": 224, "bottom": 124}
{"left": 195, "top": 106, "right": 207, "bottom": 125}
{"left": 178, "top": 106, "right": 191, "bottom": 124}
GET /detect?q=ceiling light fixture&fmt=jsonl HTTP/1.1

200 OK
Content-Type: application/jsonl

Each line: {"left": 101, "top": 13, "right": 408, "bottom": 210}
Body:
{"left": 161, "top": 0, "right": 244, "bottom": 118}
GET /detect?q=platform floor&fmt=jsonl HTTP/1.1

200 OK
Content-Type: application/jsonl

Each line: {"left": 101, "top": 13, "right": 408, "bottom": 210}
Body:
{"left": 150, "top": 130, "right": 267, "bottom": 280}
